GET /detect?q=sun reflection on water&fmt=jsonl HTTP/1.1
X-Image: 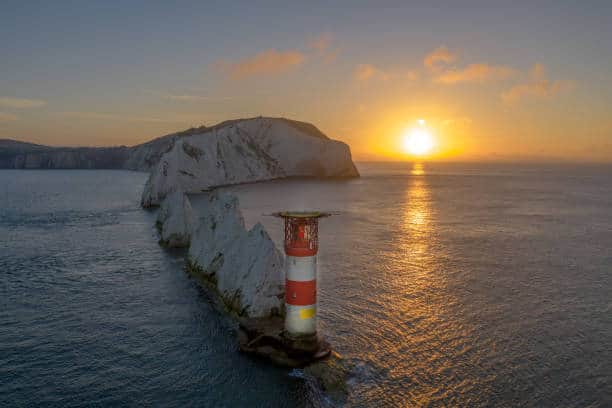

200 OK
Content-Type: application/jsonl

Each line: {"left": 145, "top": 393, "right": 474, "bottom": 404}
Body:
{"left": 410, "top": 162, "right": 426, "bottom": 176}
{"left": 404, "top": 167, "right": 430, "bottom": 231}
{"left": 350, "top": 162, "right": 470, "bottom": 405}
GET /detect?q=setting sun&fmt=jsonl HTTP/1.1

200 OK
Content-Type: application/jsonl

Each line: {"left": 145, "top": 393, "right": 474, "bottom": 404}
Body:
{"left": 403, "top": 122, "right": 434, "bottom": 156}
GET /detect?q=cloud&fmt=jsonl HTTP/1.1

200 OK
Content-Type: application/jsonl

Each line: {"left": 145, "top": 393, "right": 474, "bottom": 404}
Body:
{"left": 425, "top": 46, "right": 514, "bottom": 85}
{"left": 501, "top": 63, "right": 575, "bottom": 104}
{"left": 214, "top": 33, "right": 336, "bottom": 80}
{"left": 162, "top": 94, "right": 234, "bottom": 102}
{"left": 424, "top": 46, "right": 456, "bottom": 71}
{"left": 406, "top": 71, "right": 418, "bottom": 81}
{"left": 309, "top": 32, "right": 333, "bottom": 54}
{"left": 0, "top": 112, "right": 18, "bottom": 122}
{"left": 57, "top": 111, "right": 184, "bottom": 123}
{"left": 308, "top": 32, "right": 338, "bottom": 62}
{"left": 435, "top": 63, "right": 515, "bottom": 84}
{"left": 145, "top": 90, "right": 235, "bottom": 102}
{"left": 354, "top": 64, "right": 377, "bottom": 81}
{"left": 56, "top": 111, "right": 218, "bottom": 125}
{"left": 354, "top": 64, "right": 417, "bottom": 82}
{"left": 165, "top": 94, "right": 210, "bottom": 102}
{"left": 530, "top": 63, "right": 546, "bottom": 79}
{"left": 218, "top": 49, "right": 305, "bottom": 80}
{"left": 0, "top": 97, "right": 47, "bottom": 109}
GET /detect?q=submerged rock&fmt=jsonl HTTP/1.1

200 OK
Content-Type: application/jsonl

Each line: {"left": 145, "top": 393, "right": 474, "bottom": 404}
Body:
{"left": 304, "top": 352, "right": 352, "bottom": 403}
{"left": 141, "top": 117, "right": 359, "bottom": 207}
{"left": 156, "top": 191, "right": 194, "bottom": 247}
{"left": 187, "top": 192, "right": 284, "bottom": 318}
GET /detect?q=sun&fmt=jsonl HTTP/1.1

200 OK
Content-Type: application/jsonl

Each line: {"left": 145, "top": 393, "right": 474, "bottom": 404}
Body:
{"left": 403, "top": 121, "right": 434, "bottom": 156}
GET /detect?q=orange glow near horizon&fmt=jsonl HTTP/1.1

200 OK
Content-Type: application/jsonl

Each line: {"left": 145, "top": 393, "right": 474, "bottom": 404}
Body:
{"left": 402, "top": 120, "right": 434, "bottom": 156}
{"left": 343, "top": 105, "right": 466, "bottom": 161}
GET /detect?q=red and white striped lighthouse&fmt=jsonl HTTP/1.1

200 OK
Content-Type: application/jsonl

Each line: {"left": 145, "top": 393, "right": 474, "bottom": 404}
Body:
{"left": 274, "top": 211, "right": 330, "bottom": 337}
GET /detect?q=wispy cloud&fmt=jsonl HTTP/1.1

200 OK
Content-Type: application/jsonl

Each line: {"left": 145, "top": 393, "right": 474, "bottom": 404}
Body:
{"left": 424, "top": 46, "right": 515, "bottom": 85}
{"left": 0, "top": 97, "right": 47, "bottom": 109}
{"left": 435, "top": 63, "right": 515, "bottom": 84}
{"left": 215, "top": 33, "right": 338, "bottom": 80}
{"left": 0, "top": 112, "right": 18, "bottom": 122}
{"left": 424, "top": 46, "right": 456, "bottom": 71}
{"left": 57, "top": 111, "right": 185, "bottom": 123}
{"left": 217, "top": 49, "right": 305, "bottom": 80}
{"left": 308, "top": 32, "right": 338, "bottom": 62}
{"left": 354, "top": 64, "right": 417, "bottom": 82}
{"left": 165, "top": 94, "right": 211, "bottom": 102}
{"left": 309, "top": 32, "right": 332, "bottom": 54}
{"left": 162, "top": 94, "right": 234, "bottom": 102}
{"left": 501, "top": 63, "right": 575, "bottom": 104}
{"left": 354, "top": 64, "right": 378, "bottom": 81}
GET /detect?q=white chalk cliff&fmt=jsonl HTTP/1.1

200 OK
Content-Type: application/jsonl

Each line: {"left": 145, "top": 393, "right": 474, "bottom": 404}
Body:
{"left": 0, "top": 126, "right": 209, "bottom": 170}
{"left": 188, "top": 192, "right": 284, "bottom": 318}
{"left": 156, "top": 191, "right": 194, "bottom": 248}
{"left": 141, "top": 117, "right": 359, "bottom": 207}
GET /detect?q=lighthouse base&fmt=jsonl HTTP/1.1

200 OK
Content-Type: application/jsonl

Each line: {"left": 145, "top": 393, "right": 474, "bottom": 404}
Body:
{"left": 237, "top": 316, "right": 331, "bottom": 367}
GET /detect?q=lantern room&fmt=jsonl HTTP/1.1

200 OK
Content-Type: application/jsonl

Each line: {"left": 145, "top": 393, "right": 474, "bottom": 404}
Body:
{"left": 279, "top": 211, "right": 330, "bottom": 256}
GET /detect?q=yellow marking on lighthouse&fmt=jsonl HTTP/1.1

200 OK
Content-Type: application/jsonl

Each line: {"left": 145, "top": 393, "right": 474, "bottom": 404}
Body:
{"left": 299, "top": 308, "right": 315, "bottom": 319}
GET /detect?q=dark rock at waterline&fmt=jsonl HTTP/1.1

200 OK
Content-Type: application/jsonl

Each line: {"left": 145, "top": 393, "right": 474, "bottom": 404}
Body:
{"left": 237, "top": 316, "right": 351, "bottom": 402}
{"left": 304, "top": 352, "right": 352, "bottom": 403}
{"left": 237, "top": 316, "right": 331, "bottom": 367}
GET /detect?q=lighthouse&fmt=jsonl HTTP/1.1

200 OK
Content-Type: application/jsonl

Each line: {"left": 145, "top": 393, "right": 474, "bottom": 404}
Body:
{"left": 238, "top": 210, "right": 333, "bottom": 366}
{"left": 273, "top": 211, "right": 331, "bottom": 337}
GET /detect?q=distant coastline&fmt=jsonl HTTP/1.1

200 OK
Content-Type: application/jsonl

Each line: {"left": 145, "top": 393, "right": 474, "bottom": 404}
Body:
{"left": 0, "top": 116, "right": 339, "bottom": 171}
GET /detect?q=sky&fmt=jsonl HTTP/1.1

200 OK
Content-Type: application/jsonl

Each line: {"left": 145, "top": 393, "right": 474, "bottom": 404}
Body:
{"left": 1, "top": 0, "right": 612, "bottom": 161}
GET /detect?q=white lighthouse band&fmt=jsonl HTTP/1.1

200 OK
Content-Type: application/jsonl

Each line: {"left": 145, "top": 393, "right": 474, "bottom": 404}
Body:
{"left": 284, "top": 255, "right": 317, "bottom": 335}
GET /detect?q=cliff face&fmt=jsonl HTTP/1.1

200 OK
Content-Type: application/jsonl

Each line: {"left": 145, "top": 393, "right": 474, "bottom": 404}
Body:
{"left": 140, "top": 117, "right": 359, "bottom": 207}
{"left": 187, "top": 192, "right": 285, "bottom": 318}
{"left": 0, "top": 144, "right": 131, "bottom": 169}
{"left": 0, "top": 118, "right": 357, "bottom": 175}
{"left": 122, "top": 126, "right": 208, "bottom": 171}
{"left": 1, "top": 117, "right": 359, "bottom": 199}
{"left": 0, "top": 136, "right": 170, "bottom": 171}
{"left": 156, "top": 190, "right": 194, "bottom": 248}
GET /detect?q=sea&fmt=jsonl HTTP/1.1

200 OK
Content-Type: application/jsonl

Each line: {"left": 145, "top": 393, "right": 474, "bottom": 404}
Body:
{"left": 1, "top": 162, "right": 611, "bottom": 407}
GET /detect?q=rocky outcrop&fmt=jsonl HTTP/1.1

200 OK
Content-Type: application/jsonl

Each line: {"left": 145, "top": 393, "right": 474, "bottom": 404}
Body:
{"left": 187, "top": 192, "right": 284, "bottom": 318}
{"left": 156, "top": 191, "right": 194, "bottom": 247}
{"left": 304, "top": 352, "right": 352, "bottom": 402}
{"left": 238, "top": 316, "right": 331, "bottom": 367}
{"left": 141, "top": 117, "right": 359, "bottom": 207}
{"left": 123, "top": 126, "right": 208, "bottom": 171}
{"left": 160, "top": 191, "right": 347, "bottom": 396}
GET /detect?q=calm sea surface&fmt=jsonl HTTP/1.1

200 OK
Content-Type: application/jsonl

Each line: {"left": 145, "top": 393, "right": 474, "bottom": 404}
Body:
{"left": 1, "top": 163, "right": 611, "bottom": 407}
